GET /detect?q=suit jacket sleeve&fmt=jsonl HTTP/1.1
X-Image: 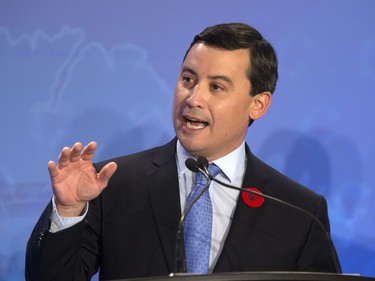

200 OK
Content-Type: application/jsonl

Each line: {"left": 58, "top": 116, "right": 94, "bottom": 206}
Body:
{"left": 25, "top": 139, "right": 179, "bottom": 281}
{"left": 296, "top": 195, "right": 339, "bottom": 272}
{"left": 25, "top": 198, "right": 101, "bottom": 281}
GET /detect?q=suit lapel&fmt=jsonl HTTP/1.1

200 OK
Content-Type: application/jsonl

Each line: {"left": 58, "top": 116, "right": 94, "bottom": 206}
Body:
{"left": 144, "top": 138, "right": 181, "bottom": 273}
{"left": 214, "top": 144, "right": 272, "bottom": 272}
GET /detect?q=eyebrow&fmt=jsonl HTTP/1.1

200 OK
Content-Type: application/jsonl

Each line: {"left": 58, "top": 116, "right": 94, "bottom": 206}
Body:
{"left": 181, "top": 66, "right": 197, "bottom": 76}
{"left": 181, "top": 66, "right": 233, "bottom": 85}
{"left": 208, "top": 75, "right": 233, "bottom": 85}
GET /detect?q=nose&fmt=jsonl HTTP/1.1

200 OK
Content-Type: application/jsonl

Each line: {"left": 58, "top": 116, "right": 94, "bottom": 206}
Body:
{"left": 186, "top": 84, "right": 207, "bottom": 109}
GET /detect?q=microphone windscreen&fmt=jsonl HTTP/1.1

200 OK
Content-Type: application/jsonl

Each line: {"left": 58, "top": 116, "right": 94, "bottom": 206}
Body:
{"left": 197, "top": 156, "right": 209, "bottom": 169}
{"left": 185, "top": 158, "right": 200, "bottom": 172}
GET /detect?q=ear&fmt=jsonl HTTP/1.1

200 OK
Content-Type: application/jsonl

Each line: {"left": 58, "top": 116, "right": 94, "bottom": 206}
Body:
{"left": 248, "top": 91, "right": 272, "bottom": 121}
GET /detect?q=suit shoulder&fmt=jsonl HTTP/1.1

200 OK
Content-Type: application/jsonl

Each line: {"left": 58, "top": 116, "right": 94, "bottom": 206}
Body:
{"left": 247, "top": 151, "right": 323, "bottom": 204}
{"left": 94, "top": 138, "right": 176, "bottom": 170}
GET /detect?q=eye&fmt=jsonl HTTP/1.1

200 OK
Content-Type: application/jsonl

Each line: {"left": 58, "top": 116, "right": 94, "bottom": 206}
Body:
{"left": 182, "top": 76, "right": 192, "bottom": 83}
{"left": 181, "top": 74, "right": 196, "bottom": 89}
{"left": 210, "top": 83, "right": 224, "bottom": 92}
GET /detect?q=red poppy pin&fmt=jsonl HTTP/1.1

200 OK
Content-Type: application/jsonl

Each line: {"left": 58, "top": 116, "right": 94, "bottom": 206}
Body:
{"left": 241, "top": 187, "right": 264, "bottom": 208}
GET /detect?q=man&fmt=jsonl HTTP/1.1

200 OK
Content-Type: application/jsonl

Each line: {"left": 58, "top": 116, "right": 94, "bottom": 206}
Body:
{"left": 26, "top": 23, "right": 340, "bottom": 281}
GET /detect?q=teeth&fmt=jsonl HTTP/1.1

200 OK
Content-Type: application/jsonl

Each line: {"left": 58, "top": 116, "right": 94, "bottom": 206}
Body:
{"left": 186, "top": 121, "right": 206, "bottom": 129}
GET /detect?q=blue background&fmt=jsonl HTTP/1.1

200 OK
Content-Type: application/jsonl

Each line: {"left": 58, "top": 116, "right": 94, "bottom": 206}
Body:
{"left": 1, "top": 0, "right": 374, "bottom": 280}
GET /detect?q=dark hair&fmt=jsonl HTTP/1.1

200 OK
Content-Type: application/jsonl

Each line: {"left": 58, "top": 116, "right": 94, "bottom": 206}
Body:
{"left": 183, "top": 23, "right": 278, "bottom": 96}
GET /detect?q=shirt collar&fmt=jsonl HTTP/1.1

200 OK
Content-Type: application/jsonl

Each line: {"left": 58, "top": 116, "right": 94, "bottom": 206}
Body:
{"left": 176, "top": 140, "right": 246, "bottom": 183}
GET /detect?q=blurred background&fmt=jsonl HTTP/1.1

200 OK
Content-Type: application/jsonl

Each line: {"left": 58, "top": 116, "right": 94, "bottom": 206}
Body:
{"left": 1, "top": 0, "right": 374, "bottom": 280}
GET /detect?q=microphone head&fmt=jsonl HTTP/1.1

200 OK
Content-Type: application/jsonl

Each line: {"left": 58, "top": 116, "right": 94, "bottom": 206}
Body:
{"left": 197, "top": 156, "right": 209, "bottom": 169}
{"left": 185, "top": 158, "right": 200, "bottom": 172}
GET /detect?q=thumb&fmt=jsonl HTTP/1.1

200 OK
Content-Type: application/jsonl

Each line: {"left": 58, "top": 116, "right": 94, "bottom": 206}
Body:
{"left": 97, "top": 162, "right": 117, "bottom": 187}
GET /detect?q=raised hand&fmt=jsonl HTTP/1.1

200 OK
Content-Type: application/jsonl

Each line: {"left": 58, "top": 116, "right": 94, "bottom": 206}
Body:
{"left": 48, "top": 141, "right": 117, "bottom": 216}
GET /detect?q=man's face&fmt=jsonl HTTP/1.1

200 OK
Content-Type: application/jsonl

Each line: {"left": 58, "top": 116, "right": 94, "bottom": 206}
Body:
{"left": 173, "top": 43, "right": 255, "bottom": 161}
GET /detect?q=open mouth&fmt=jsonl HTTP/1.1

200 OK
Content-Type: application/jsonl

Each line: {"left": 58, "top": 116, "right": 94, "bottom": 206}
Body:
{"left": 184, "top": 117, "right": 209, "bottom": 129}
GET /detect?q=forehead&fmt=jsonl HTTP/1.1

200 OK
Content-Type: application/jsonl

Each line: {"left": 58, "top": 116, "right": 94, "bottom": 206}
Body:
{"left": 183, "top": 43, "right": 250, "bottom": 79}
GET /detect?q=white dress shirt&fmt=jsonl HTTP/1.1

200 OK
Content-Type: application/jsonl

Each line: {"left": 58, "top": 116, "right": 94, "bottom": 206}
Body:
{"left": 176, "top": 140, "right": 246, "bottom": 272}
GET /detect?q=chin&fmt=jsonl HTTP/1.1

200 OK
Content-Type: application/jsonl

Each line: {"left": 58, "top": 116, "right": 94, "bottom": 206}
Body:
{"left": 178, "top": 138, "right": 203, "bottom": 155}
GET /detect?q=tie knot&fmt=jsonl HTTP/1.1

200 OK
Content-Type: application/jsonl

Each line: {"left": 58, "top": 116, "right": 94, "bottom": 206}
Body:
{"left": 207, "top": 163, "right": 221, "bottom": 178}
{"left": 195, "top": 163, "right": 221, "bottom": 187}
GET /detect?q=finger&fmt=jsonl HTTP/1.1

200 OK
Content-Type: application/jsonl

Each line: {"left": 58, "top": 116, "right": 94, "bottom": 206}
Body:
{"left": 81, "top": 141, "right": 97, "bottom": 161}
{"left": 47, "top": 160, "right": 59, "bottom": 178}
{"left": 57, "top": 147, "right": 72, "bottom": 168}
{"left": 70, "top": 142, "right": 83, "bottom": 162}
{"left": 97, "top": 162, "right": 117, "bottom": 188}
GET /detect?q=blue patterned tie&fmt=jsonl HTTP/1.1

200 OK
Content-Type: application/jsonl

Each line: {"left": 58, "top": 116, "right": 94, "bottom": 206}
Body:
{"left": 184, "top": 163, "right": 221, "bottom": 274}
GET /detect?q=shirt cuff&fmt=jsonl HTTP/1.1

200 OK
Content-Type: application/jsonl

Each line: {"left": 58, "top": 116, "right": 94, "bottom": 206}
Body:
{"left": 49, "top": 196, "right": 89, "bottom": 233}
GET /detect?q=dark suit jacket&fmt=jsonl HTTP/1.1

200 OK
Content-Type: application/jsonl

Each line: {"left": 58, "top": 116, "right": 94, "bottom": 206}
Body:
{"left": 26, "top": 138, "right": 339, "bottom": 281}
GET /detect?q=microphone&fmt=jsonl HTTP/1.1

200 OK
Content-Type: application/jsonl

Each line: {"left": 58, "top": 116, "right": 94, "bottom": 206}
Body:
{"left": 174, "top": 158, "right": 213, "bottom": 273}
{"left": 184, "top": 156, "right": 342, "bottom": 274}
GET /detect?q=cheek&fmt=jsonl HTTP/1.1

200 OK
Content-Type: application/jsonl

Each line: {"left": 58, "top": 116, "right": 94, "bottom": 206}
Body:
{"left": 215, "top": 102, "right": 250, "bottom": 130}
{"left": 173, "top": 84, "right": 186, "bottom": 102}
{"left": 172, "top": 87, "right": 181, "bottom": 106}
{"left": 172, "top": 90, "right": 186, "bottom": 117}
